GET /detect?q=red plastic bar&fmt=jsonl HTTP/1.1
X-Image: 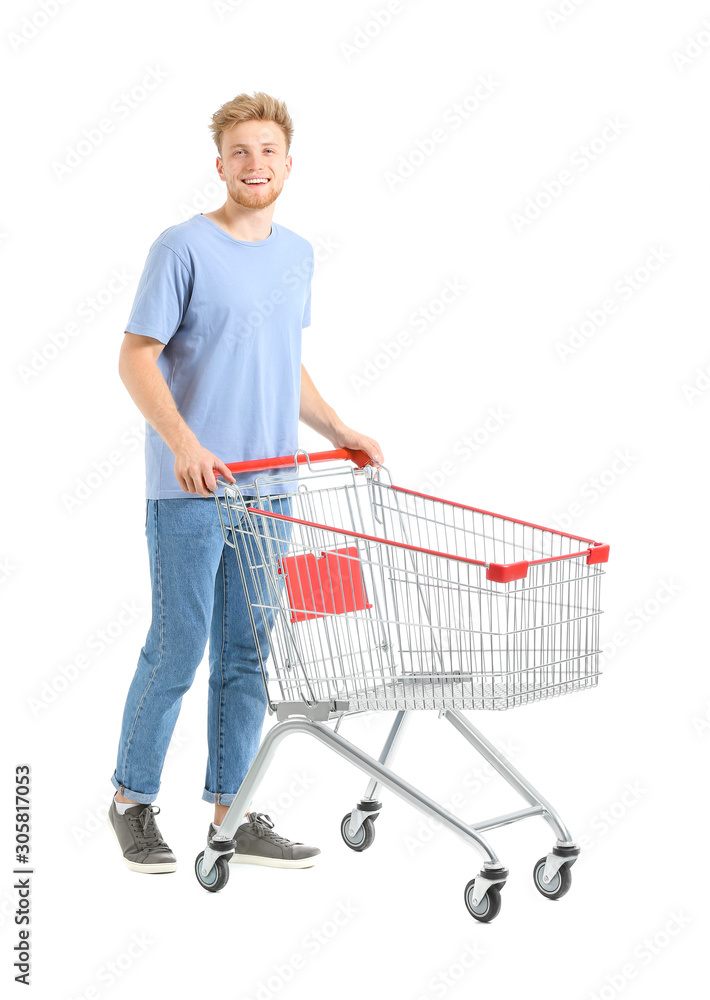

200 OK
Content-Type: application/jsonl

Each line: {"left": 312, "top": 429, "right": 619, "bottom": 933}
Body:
{"left": 246, "top": 507, "right": 490, "bottom": 569}
{"left": 486, "top": 561, "right": 529, "bottom": 583}
{"left": 586, "top": 543, "right": 610, "bottom": 565}
{"left": 245, "top": 508, "right": 608, "bottom": 578}
{"left": 223, "top": 448, "right": 372, "bottom": 477}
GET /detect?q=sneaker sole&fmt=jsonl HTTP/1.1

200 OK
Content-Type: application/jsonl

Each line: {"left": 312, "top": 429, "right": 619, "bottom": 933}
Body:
{"left": 228, "top": 853, "right": 319, "bottom": 869}
{"left": 108, "top": 813, "right": 177, "bottom": 873}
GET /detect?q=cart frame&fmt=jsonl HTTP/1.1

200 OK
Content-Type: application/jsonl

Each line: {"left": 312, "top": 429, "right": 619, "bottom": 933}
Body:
{"left": 195, "top": 449, "right": 609, "bottom": 921}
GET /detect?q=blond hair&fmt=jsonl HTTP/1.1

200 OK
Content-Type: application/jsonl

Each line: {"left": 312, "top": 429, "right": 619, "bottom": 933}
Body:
{"left": 209, "top": 91, "right": 294, "bottom": 157}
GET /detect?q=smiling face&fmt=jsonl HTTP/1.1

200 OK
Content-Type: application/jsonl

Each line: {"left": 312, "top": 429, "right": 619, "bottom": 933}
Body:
{"left": 216, "top": 119, "right": 292, "bottom": 210}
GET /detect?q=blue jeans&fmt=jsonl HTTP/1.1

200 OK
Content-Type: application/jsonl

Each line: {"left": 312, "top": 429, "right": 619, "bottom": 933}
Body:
{"left": 110, "top": 495, "right": 291, "bottom": 805}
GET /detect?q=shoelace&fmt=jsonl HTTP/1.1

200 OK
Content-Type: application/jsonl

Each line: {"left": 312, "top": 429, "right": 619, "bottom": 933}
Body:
{"left": 128, "top": 805, "right": 169, "bottom": 850}
{"left": 244, "top": 811, "right": 301, "bottom": 846}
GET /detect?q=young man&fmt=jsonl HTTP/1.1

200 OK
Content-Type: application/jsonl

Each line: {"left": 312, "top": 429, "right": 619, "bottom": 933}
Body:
{"left": 107, "top": 92, "right": 383, "bottom": 873}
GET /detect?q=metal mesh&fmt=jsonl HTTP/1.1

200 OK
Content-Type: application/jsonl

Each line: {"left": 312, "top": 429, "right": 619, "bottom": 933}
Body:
{"left": 218, "top": 469, "right": 604, "bottom": 711}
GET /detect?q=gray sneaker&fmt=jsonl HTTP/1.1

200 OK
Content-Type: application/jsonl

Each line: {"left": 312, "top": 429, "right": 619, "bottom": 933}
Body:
{"left": 208, "top": 811, "right": 320, "bottom": 869}
{"left": 108, "top": 798, "right": 177, "bottom": 873}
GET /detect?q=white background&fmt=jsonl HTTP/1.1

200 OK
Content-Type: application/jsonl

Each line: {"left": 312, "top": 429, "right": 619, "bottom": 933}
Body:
{"left": 2, "top": 0, "right": 708, "bottom": 997}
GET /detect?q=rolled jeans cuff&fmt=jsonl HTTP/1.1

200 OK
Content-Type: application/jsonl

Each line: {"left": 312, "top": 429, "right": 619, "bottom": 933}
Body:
{"left": 111, "top": 772, "right": 159, "bottom": 805}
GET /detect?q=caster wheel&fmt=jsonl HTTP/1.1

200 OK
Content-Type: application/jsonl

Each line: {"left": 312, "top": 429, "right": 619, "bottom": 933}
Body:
{"left": 195, "top": 851, "right": 230, "bottom": 892}
{"left": 533, "top": 857, "right": 572, "bottom": 900}
{"left": 464, "top": 880, "right": 502, "bottom": 922}
{"left": 340, "top": 813, "right": 376, "bottom": 852}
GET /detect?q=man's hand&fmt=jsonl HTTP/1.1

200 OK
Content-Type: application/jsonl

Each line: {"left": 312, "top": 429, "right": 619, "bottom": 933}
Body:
{"left": 299, "top": 365, "right": 384, "bottom": 467}
{"left": 330, "top": 425, "right": 384, "bottom": 467}
{"left": 174, "top": 444, "right": 236, "bottom": 497}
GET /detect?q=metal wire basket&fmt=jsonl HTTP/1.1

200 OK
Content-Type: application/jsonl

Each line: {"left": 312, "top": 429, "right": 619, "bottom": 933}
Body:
{"left": 217, "top": 451, "right": 609, "bottom": 715}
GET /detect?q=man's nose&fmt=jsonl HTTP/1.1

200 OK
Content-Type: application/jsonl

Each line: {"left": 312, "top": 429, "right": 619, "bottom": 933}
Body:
{"left": 243, "top": 155, "right": 266, "bottom": 172}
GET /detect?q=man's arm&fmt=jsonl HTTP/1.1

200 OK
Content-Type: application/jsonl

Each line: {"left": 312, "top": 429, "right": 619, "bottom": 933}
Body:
{"left": 118, "top": 332, "right": 235, "bottom": 496}
{"left": 300, "top": 364, "right": 383, "bottom": 464}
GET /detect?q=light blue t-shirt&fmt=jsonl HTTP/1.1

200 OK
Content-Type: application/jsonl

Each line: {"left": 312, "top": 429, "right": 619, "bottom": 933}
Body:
{"left": 124, "top": 213, "right": 313, "bottom": 498}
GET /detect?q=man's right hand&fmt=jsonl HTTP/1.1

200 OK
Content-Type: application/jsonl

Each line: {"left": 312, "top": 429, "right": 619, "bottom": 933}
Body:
{"left": 173, "top": 444, "right": 236, "bottom": 497}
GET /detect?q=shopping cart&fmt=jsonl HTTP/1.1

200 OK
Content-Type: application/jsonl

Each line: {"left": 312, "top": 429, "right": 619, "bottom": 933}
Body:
{"left": 195, "top": 449, "right": 610, "bottom": 921}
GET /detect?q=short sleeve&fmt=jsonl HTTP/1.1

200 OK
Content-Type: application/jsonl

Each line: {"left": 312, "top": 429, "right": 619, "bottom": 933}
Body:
{"left": 124, "top": 240, "right": 193, "bottom": 345}
{"left": 302, "top": 281, "right": 311, "bottom": 329}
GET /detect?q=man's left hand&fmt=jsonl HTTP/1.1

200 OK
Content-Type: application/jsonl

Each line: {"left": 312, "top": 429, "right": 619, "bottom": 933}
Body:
{"left": 331, "top": 426, "right": 383, "bottom": 466}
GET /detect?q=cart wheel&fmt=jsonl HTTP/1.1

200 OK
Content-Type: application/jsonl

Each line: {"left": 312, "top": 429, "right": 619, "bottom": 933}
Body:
{"left": 195, "top": 851, "right": 230, "bottom": 892}
{"left": 464, "top": 880, "right": 502, "bottom": 922}
{"left": 340, "top": 813, "right": 375, "bottom": 852}
{"left": 532, "top": 857, "right": 572, "bottom": 900}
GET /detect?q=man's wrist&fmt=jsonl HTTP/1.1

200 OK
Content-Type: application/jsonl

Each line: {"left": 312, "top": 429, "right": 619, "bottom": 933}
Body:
{"left": 166, "top": 423, "right": 198, "bottom": 455}
{"left": 326, "top": 415, "right": 348, "bottom": 446}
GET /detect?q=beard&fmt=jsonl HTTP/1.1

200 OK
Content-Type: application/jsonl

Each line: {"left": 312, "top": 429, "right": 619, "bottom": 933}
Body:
{"left": 226, "top": 173, "right": 284, "bottom": 210}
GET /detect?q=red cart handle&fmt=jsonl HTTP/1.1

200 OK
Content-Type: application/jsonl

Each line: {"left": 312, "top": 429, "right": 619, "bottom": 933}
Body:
{"left": 221, "top": 448, "right": 374, "bottom": 477}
